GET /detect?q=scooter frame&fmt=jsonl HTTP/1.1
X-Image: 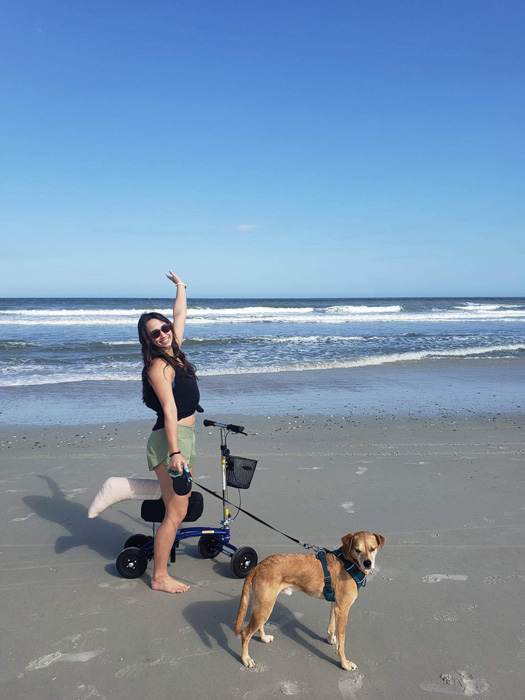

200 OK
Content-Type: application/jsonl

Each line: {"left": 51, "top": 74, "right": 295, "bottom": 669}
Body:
{"left": 115, "top": 419, "right": 258, "bottom": 579}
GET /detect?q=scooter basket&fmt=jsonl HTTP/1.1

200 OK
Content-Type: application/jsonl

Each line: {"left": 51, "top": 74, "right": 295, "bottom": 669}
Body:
{"left": 226, "top": 456, "right": 257, "bottom": 489}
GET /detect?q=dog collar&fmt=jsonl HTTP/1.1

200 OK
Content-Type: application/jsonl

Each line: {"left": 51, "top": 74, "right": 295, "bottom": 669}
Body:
{"left": 330, "top": 547, "right": 367, "bottom": 591}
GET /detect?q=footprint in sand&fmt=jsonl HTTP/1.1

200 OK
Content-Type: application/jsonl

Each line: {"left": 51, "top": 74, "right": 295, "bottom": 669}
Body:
{"left": 115, "top": 657, "right": 165, "bottom": 678}
{"left": 280, "top": 681, "right": 306, "bottom": 695}
{"left": 338, "top": 674, "right": 364, "bottom": 699}
{"left": 65, "top": 488, "right": 88, "bottom": 500}
{"left": 421, "top": 671, "right": 489, "bottom": 696}
{"left": 26, "top": 650, "right": 103, "bottom": 670}
{"left": 434, "top": 612, "right": 459, "bottom": 621}
{"left": 241, "top": 680, "right": 307, "bottom": 698}
{"left": 65, "top": 685, "right": 108, "bottom": 700}
{"left": 10, "top": 513, "right": 35, "bottom": 522}
{"left": 422, "top": 574, "right": 467, "bottom": 583}
{"left": 98, "top": 580, "right": 137, "bottom": 590}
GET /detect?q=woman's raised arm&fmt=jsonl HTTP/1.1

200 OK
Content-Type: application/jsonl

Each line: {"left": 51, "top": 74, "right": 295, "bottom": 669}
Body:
{"left": 166, "top": 269, "right": 187, "bottom": 346}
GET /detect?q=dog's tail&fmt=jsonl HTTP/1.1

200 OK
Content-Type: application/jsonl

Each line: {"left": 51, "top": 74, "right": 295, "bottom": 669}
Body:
{"left": 234, "top": 568, "right": 255, "bottom": 635}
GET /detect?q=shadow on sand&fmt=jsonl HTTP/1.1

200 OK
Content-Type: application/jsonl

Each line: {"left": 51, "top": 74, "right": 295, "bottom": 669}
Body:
{"left": 23, "top": 475, "right": 134, "bottom": 561}
{"left": 182, "top": 595, "right": 338, "bottom": 667}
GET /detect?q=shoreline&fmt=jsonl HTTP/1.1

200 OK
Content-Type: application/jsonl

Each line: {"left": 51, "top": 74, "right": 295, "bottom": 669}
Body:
{"left": 1, "top": 357, "right": 524, "bottom": 426}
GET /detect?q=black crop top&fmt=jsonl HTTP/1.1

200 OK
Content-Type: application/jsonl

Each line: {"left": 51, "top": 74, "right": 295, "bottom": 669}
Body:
{"left": 144, "top": 366, "right": 201, "bottom": 431}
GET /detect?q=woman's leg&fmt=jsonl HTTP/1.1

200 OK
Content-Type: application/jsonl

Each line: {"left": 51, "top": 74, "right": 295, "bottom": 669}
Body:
{"left": 150, "top": 463, "right": 190, "bottom": 593}
{"left": 88, "top": 477, "right": 161, "bottom": 518}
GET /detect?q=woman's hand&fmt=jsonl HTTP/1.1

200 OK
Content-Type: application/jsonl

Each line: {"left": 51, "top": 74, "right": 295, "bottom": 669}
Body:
{"left": 169, "top": 452, "right": 187, "bottom": 473}
{"left": 166, "top": 270, "right": 185, "bottom": 286}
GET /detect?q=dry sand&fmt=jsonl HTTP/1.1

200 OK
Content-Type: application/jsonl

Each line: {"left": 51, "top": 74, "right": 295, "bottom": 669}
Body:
{"left": 1, "top": 413, "right": 524, "bottom": 699}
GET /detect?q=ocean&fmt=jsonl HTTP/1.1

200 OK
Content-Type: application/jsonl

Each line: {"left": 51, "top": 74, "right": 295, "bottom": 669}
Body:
{"left": 1, "top": 297, "right": 524, "bottom": 425}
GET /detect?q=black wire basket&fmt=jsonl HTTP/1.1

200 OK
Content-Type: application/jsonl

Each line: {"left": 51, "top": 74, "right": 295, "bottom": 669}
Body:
{"left": 226, "top": 456, "right": 257, "bottom": 489}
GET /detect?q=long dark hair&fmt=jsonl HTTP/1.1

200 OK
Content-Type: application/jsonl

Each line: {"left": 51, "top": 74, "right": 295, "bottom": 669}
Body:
{"left": 138, "top": 312, "right": 197, "bottom": 403}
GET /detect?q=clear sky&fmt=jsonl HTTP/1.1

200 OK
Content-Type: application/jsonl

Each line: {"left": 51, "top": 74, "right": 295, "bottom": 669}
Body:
{"left": 1, "top": 1, "right": 523, "bottom": 298}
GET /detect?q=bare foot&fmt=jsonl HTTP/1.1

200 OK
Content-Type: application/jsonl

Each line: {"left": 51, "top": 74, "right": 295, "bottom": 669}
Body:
{"left": 151, "top": 575, "right": 190, "bottom": 594}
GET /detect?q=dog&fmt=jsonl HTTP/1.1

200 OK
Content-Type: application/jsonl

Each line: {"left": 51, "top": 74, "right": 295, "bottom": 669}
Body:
{"left": 235, "top": 531, "right": 385, "bottom": 670}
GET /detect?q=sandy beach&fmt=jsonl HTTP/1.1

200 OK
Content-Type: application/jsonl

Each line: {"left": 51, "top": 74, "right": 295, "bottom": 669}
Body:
{"left": 2, "top": 0, "right": 524, "bottom": 694}
{"left": 1, "top": 411, "right": 524, "bottom": 699}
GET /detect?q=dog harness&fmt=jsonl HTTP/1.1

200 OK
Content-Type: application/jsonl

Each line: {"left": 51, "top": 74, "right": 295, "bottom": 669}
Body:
{"left": 316, "top": 548, "right": 367, "bottom": 603}
{"left": 316, "top": 550, "right": 336, "bottom": 602}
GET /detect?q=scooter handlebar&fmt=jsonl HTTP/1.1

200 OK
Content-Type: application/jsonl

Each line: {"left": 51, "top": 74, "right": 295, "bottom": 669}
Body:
{"left": 203, "top": 419, "right": 245, "bottom": 433}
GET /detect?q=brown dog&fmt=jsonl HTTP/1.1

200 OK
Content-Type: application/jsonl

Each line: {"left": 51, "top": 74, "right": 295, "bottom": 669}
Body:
{"left": 235, "top": 531, "right": 385, "bottom": 670}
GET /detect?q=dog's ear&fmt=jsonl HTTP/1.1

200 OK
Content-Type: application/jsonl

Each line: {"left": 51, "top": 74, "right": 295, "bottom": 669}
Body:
{"left": 374, "top": 534, "right": 386, "bottom": 549}
{"left": 341, "top": 533, "right": 355, "bottom": 557}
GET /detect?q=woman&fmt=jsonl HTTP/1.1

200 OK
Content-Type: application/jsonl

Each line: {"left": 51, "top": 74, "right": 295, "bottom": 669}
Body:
{"left": 137, "top": 270, "right": 200, "bottom": 593}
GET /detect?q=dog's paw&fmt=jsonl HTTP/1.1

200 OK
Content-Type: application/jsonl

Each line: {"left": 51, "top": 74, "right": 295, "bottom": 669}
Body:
{"left": 327, "top": 633, "right": 336, "bottom": 645}
{"left": 261, "top": 634, "right": 274, "bottom": 644}
{"left": 242, "top": 656, "right": 256, "bottom": 668}
{"left": 341, "top": 659, "right": 358, "bottom": 671}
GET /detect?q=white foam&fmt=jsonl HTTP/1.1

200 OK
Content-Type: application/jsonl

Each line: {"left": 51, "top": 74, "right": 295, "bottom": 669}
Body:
{"left": 270, "top": 335, "right": 366, "bottom": 343}
{"left": 0, "top": 318, "right": 141, "bottom": 326}
{"left": 197, "top": 344, "right": 525, "bottom": 376}
{"left": 190, "top": 305, "right": 314, "bottom": 316}
{"left": 0, "top": 341, "right": 36, "bottom": 347}
{"left": 186, "top": 309, "right": 525, "bottom": 324}
{"left": 2, "top": 343, "right": 523, "bottom": 386}
{"left": 325, "top": 304, "right": 402, "bottom": 313}
{"left": 2, "top": 306, "right": 525, "bottom": 325}
{"left": 0, "top": 307, "right": 157, "bottom": 317}
{"left": 455, "top": 302, "right": 521, "bottom": 311}
{"left": 0, "top": 363, "right": 140, "bottom": 387}
{"left": 101, "top": 340, "right": 138, "bottom": 345}
{"left": 0, "top": 305, "right": 314, "bottom": 321}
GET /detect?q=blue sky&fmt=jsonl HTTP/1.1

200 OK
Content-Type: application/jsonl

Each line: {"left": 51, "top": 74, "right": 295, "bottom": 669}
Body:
{"left": 1, "top": 1, "right": 523, "bottom": 298}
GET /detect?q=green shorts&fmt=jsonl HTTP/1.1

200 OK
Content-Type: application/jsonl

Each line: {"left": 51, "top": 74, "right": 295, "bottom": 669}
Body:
{"left": 146, "top": 424, "right": 196, "bottom": 472}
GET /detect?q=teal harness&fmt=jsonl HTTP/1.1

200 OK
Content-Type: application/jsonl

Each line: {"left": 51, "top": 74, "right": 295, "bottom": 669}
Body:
{"left": 315, "top": 548, "right": 367, "bottom": 603}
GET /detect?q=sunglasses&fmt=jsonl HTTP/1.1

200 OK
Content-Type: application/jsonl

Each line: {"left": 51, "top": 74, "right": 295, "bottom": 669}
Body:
{"left": 149, "top": 323, "right": 172, "bottom": 340}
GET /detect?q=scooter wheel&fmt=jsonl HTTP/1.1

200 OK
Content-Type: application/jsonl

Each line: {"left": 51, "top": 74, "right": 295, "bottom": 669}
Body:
{"left": 116, "top": 547, "right": 148, "bottom": 579}
{"left": 231, "top": 547, "right": 258, "bottom": 578}
{"left": 124, "top": 534, "right": 153, "bottom": 552}
{"left": 198, "top": 535, "right": 221, "bottom": 559}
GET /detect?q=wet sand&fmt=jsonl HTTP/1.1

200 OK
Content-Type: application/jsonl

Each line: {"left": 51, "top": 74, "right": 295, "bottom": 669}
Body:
{"left": 1, "top": 413, "right": 524, "bottom": 699}
{"left": 2, "top": 358, "right": 524, "bottom": 426}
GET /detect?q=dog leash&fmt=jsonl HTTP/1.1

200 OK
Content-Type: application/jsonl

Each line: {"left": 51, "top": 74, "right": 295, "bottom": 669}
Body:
{"left": 193, "top": 481, "right": 324, "bottom": 553}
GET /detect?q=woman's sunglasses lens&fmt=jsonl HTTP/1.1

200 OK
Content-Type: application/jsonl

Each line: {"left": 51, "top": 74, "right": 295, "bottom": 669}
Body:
{"left": 150, "top": 324, "right": 171, "bottom": 339}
